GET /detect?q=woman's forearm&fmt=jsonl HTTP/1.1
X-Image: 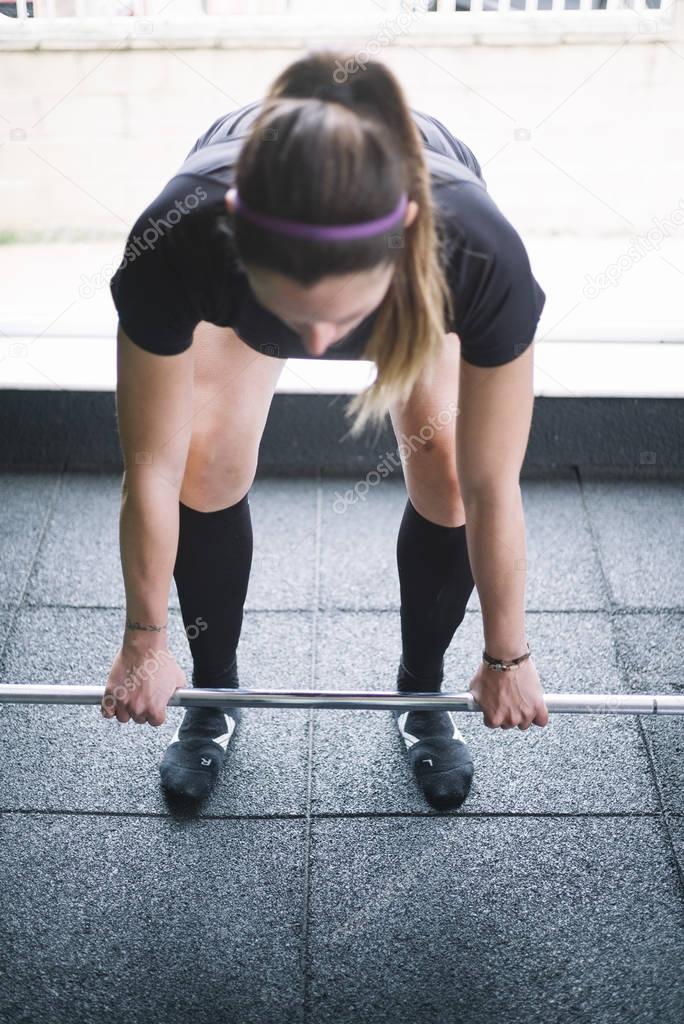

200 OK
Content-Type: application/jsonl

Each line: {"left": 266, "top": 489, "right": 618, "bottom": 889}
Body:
{"left": 463, "top": 486, "right": 528, "bottom": 660}
{"left": 119, "top": 479, "right": 180, "bottom": 647}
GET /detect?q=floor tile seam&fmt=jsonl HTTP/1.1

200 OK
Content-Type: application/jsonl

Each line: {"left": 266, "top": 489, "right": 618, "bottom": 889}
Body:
{"left": 299, "top": 473, "right": 321, "bottom": 1024}
{"left": 604, "top": 574, "right": 684, "bottom": 903}
{"left": 308, "top": 810, "right": 669, "bottom": 820}
{"left": 1, "top": 808, "right": 666, "bottom": 821}
{"left": 634, "top": 717, "right": 684, "bottom": 901}
{"left": 0, "top": 468, "right": 67, "bottom": 677}
{"left": 0, "top": 808, "right": 308, "bottom": 821}
{"left": 568, "top": 468, "right": 619, "bottom": 613}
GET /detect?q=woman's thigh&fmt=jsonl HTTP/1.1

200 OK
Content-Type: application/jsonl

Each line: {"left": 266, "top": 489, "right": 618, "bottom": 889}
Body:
{"left": 180, "top": 322, "right": 287, "bottom": 512}
{"left": 388, "top": 332, "right": 466, "bottom": 527}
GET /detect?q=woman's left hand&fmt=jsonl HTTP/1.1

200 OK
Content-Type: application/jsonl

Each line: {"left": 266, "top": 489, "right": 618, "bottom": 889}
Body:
{"left": 468, "top": 655, "right": 549, "bottom": 731}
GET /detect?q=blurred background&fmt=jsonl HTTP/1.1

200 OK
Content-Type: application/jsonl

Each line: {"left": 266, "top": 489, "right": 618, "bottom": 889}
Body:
{"left": 1, "top": 0, "right": 679, "bottom": 240}
{"left": 1, "top": 0, "right": 683, "bottom": 422}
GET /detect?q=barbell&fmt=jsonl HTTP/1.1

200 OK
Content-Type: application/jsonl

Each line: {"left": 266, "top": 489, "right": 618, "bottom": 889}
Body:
{"left": 0, "top": 684, "right": 683, "bottom": 715}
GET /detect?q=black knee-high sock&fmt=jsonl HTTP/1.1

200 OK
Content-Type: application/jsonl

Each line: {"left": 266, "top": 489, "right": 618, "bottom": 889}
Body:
{"left": 172, "top": 494, "right": 253, "bottom": 689}
{"left": 396, "top": 497, "right": 475, "bottom": 689}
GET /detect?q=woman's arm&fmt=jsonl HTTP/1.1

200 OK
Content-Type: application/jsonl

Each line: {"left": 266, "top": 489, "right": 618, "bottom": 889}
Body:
{"left": 101, "top": 324, "right": 195, "bottom": 727}
{"left": 456, "top": 341, "right": 547, "bottom": 729}
{"left": 115, "top": 323, "right": 195, "bottom": 655}
{"left": 456, "top": 339, "right": 535, "bottom": 655}
{"left": 462, "top": 486, "right": 527, "bottom": 661}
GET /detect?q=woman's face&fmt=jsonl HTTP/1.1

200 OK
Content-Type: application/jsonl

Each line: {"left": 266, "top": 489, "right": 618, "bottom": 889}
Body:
{"left": 246, "top": 263, "right": 395, "bottom": 357}
{"left": 224, "top": 191, "right": 418, "bottom": 357}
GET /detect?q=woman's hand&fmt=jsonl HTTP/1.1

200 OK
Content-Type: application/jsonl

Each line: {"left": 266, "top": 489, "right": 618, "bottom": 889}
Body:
{"left": 468, "top": 655, "right": 549, "bottom": 731}
{"left": 102, "top": 643, "right": 186, "bottom": 727}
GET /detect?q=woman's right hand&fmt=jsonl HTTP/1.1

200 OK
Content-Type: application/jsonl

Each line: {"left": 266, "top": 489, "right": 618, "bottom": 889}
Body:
{"left": 468, "top": 654, "right": 549, "bottom": 731}
{"left": 102, "top": 644, "right": 187, "bottom": 727}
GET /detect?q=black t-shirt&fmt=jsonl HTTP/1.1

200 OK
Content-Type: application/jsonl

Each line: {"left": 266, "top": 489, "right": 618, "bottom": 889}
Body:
{"left": 109, "top": 100, "right": 546, "bottom": 367}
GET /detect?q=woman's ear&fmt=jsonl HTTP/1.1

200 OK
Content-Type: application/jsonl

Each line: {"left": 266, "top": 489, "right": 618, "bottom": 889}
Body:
{"left": 404, "top": 199, "right": 419, "bottom": 228}
{"left": 225, "top": 188, "right": 237, "bottom": 214}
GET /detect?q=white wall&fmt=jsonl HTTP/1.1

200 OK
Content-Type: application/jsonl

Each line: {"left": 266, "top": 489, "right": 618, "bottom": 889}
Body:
{"left": 2, "top": 5, "right": 683, "bottom": 241}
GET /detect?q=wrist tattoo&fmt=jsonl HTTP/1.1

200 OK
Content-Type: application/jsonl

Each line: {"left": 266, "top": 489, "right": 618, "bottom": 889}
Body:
{"left": 125, "top": 618, "right": 168, "bottom": 633}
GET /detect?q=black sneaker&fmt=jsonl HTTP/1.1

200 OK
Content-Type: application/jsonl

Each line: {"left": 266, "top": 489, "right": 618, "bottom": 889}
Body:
{"left": 395, "top": 659, "right": 474, "bottom": 811}
{"left": 160, "top": 665, "right": 240, "bottom": 801}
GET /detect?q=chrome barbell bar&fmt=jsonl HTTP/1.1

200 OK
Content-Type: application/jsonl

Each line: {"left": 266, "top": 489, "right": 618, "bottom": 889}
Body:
{"left": 0, "top": 684, "right": 683, "bottom": 715}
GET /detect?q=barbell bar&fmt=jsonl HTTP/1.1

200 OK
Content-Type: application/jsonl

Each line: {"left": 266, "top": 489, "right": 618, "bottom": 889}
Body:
{"left": 0, "top": 684, "right": 683, "bottom": 715}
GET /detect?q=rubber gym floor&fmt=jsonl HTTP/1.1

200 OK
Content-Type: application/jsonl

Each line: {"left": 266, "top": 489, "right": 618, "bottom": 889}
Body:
{"left": 0, "top": 467, "right": 682, "bottom": 1024}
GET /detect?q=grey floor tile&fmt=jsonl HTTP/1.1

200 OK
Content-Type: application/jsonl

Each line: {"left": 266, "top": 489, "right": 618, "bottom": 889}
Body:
{"left": 243, "top": 477, "right": 317, "bottom": 611}
{"left": 581, "top": 476, "right": 684, "bottom": 608}
{"left": 318, "top": 476, "right": 405, "bottom": 610}
{"left": 307, "top": 816, "right": 684, "bottom": 1024}
{"left": 515, "top": 475, "right": 608, "bottom": 611}
{"left": 0, "top": 607, "right": 312, "bottom": 816}
{"left": 24, "top": 470, "right": 124, "bottom": 608}
{"left": 310, "top": 612, "right": 658, "bottom": 814}
{"left": 0, "top": 813, "right": 304, "bottom": 1024}
{"left": 612, "top": 612, "right": 684, "bottom": 812}
{"left": 318, "top": 475, "right": 607, "bottom": 612}
{"left": 669, "top": 814, "right": 684, "bottom": 877}
{"left": 640, "top": 718, "right": 684, "bottom": 814}
{"left": 23, "top": 473, "right": 318, "bottom": 614}
{"left": 0, "top": 607, "right": 13, "bottom": 649}
{"left": 0, "top": 471, "right": 61, "bottom": 608}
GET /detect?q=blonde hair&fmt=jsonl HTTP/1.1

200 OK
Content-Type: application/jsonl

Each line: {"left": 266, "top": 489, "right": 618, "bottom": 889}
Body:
{"left": 231, "top": 48, "right": 454, "bottom": 439}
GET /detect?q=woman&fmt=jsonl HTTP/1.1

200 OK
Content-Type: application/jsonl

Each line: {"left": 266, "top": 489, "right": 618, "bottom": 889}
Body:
{"left": 103, "top": 49, "right": 549, "bottom": 812}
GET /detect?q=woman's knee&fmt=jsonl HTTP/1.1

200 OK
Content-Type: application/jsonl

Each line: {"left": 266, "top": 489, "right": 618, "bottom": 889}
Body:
{"left": 180, "top": 432, "right": 258, "bottom": 512}
{"left": 407, "top": 485, "right": 467, "bottom": 528}
{"left": 179, "top": 324, "right": 285, "bottom": 512}
{"left": 402, "top": 447, "right": 466, "bottom": 527}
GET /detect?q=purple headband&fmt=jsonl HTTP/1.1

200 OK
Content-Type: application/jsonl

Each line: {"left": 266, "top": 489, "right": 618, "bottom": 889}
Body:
{"left": 228, "top": 187, "right": 408, "bottom": 241}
